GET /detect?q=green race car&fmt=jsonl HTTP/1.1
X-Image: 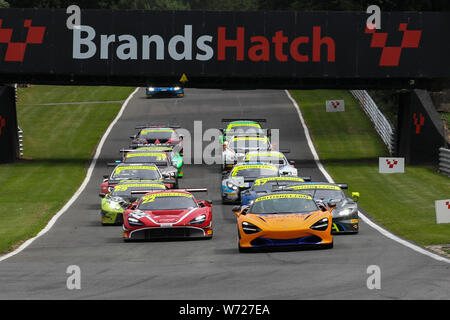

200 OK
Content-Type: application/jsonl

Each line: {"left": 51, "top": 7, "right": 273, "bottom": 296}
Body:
{"left": 120, "top": 144, "right": 184, "bottom": 177}
{"left": 99, "top": 180, "right": 167, "bottom": 225}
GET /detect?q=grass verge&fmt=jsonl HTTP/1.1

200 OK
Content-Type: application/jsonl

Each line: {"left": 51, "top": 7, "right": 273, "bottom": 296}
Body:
{"left": 290, "top": 89, "right": 450, "bottom": 246}
{"left": 0, "top": 85, "right": 134, "bottom": 254}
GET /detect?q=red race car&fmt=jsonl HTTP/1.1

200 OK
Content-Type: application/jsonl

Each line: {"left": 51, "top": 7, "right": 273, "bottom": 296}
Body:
{"left": 123, "top": 189, "right": 213, "bottom": 241}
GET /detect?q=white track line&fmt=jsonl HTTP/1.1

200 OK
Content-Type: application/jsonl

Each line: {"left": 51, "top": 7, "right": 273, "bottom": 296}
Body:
{"left": 284, "top": 89, "right": 450, "bottom": 264}
{"left": 0, "top": 87, "right": 139, "bottom": 263}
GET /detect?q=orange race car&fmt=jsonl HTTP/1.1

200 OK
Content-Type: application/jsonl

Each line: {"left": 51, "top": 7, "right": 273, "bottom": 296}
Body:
{"left": 232, "top": 191, "right": 333, "bottom": 252}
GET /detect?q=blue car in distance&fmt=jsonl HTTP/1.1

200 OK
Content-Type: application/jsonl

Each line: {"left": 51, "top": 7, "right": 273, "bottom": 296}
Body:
{"left": 145, "top": 86, "right": 184, "bottom": 98}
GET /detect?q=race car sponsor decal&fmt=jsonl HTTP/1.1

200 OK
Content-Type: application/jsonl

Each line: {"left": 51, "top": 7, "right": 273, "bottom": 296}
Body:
{"left": 253, "top": 176, "right": 305, "bottom": 185}
{"left": 125, "top": 152, "right": 167, "bottom": 159}
{"left": 113, "top": 183, "right": 165, "bottom": 191}
{"left": 141, "top": 192, "right": 193, "bottom": 204}
{"left": 141, "top": 129, "right": 174, "bottom": 134}
{"left": 289, "top": 184, "right": 341, "bottom": 191}
{"left": 226, "top": 123, "right": 261, "bottom": 131}
{"left": 231, "top": 164, "right": 278, "bottom": 176}
{"left": 114, "top": 165, "right": 157, "bottom": 174}
{"left": 255, "top": 194, "right": 313, "bottom": 202}
{"left": 232, "top": 136, "right": 267, "bottom": 142}
{"left": 137, "top": 147, "right": 173, "bottom": 150}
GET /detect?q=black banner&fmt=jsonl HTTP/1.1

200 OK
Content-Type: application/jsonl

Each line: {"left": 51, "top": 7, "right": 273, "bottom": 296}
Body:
{"left": 0, "top": 86, "right": 18, "bottom": 163}
{"left": 0, "top": 9, "right": 448, "bottom": 88}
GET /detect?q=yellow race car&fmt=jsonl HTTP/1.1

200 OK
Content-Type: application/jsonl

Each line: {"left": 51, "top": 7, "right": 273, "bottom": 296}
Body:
{"left": 232, "top": 192, "right": 333, "bottom": 252}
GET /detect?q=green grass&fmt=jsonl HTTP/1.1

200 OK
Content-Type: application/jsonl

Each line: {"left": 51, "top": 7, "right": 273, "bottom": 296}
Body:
{"left": 290, "top": 89, "right": 450, "bottom": 246}
{"left": 17, "top": 85, "right": 132, "bottom": 105}
{"left": 0, "top": 85, "right": 135, "bottom": 254}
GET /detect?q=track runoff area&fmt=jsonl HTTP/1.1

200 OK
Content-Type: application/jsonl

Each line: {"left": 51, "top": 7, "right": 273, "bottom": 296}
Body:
{"left": 0, "top": 87, "right": 449, "bottom": 313}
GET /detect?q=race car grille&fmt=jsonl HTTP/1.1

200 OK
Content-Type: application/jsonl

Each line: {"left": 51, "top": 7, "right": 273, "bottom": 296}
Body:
{"left": 131, "top": 227, "right": 204, "bottom": 239}
{"left": 250, "top": 235, "right": 322, "bottom": 247}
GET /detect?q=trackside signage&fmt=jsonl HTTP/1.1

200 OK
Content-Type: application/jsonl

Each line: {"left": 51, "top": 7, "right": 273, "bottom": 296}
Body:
{"left": 0, "top": 9, "right": 449, "bottom": 87}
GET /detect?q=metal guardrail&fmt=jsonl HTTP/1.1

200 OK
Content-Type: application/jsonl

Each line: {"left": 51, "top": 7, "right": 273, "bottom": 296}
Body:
{"left": 350, "top": 90, "right": 396, "bottom": 154}
{"left": 14, "top": 84, "right": 23, "bottom": 159}
{"left": 438, "top": 147, "right": 450, "bottom": 177}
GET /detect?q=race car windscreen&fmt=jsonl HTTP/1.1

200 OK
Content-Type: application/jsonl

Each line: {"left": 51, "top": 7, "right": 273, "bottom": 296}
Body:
{"left": 246, "top": 155, "right": 285, "bottom": 165}
{"left": 232, "top": 167, "right": 278, "bottom": 178}
{"left": 111, "top": 167, "right": 162, "bottom": 181}
{"left": 251, "top": 180, "right": 303, "bottom": 192}
{"left": 229, "top": 138, "right": 270, "bottom": 151}
{"left": 250, "top": 196, "right": 319, "bottom": 214}
{"left": 139, "top": 129, "right": 177, "bottom": 142}
{"left": 226, "top": 127, "right": 264, "bottom": 135}
{"left": 138, "top": 195, "right": 197, "bottom": 210}
{"left": 298, "top": 189, "right": 345, "bottom": 201}
{"left": 124, "top": 153, "right": 169, "bottom": 165}
{"left": 111, "top": 186, "right": 165, "bottom": 198}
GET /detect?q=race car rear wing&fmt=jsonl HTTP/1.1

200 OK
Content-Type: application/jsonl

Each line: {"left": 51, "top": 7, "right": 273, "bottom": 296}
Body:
{"left": 336, "top": 183, "right": 348, "bottom": 189}
{"left": 119, "top": 148, "right": 174, "bottom": 153}
{"left": 130, "top": 143, "right": 177, "bottom": 149}
{"left": 135, "top": 124, "right": 181, "bottom": 129}
{"left": 131, "top": 188, "right": 208, "bottom": 194}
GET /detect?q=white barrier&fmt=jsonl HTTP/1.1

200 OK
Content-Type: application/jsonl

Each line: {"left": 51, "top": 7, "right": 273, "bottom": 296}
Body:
{"left": 350, "top": 90, "right": 396, "bottom": 154}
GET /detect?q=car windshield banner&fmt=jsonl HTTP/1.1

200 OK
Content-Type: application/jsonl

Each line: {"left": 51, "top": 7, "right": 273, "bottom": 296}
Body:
{"left": 0, "top": 9, "right": 448, "bottom": 87}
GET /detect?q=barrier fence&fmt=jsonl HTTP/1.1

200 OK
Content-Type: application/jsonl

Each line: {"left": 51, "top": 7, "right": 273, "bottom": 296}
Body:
{"left": 350, "top": 90, "right": 396, "bottom": 154}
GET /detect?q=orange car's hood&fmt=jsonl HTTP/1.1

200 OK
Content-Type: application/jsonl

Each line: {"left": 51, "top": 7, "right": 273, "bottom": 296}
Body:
{"left": 246, "top": 211, "right": 328, "bottom": 230}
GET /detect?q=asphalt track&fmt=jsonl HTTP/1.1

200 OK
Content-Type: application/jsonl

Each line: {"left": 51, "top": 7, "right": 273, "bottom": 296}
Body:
{"left": 0, "top": 88, "right": 449, "bottom": 299}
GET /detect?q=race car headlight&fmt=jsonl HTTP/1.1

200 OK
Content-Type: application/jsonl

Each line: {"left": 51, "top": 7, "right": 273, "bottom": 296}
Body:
{"left": 174, "top": 86, "right": 181, "bottom": 91}
{"left": 310, "top": 218, "right": 329, "bottom": 231}
{"left": 334, "top": 207, "right": 357, "bottom": 217}
{"left": 189, "top": 214, "right": 207, "bottom": 225}
{"left": 147, "top": 87, "right": 155, "bottom": 91}
{"left": 226, "top": 182, "right": 238, "bottom": 191}
{"left": 242, "top": 221, "right": 261, "bottom": 234}
{"left": 128, "top": 217, "right": 145, "bottom": 226}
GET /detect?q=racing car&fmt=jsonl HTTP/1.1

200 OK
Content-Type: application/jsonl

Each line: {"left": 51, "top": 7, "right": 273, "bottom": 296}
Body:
{"left": 222, "top": 135, "right": 273, "bottom": 172}
{"left": 242, "top": 151, "right": 297, "bottom": 176}
{"left": 99, "top": 180, "right": 166, "bottom": 225}
{"left": 221, "top": 163, "right": 279, "bottom": 204}
{"left": 111, "top": 149, "right": 180, "bottom": 186}
{"left": 101, "top": 163, "right": 176, "bottom": 195}
{"left": 232, "top": 191, "right": 333, "bottom": 252}
{"left": 219, "top": 119, "right": 270, "bottom": 144}
{"left": 130, "top": 125, "right": 183, "bottom": 152}
{"left": 145, "top": 86, "right": 184, "bottom": 98}
{"left": 122, "top": 189, "right": 213, "bottom": 241}
{"left": 240, "top": 176, "right": 309, "bottom": 206}
{"left": 286, "top": 183, "right": 360, "bottom": 234}
{"left": 123, "top": 144, "right": 184, "bottom": 177}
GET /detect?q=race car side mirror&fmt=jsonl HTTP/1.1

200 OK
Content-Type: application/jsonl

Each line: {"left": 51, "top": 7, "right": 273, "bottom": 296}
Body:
{"left": 327, "top": 200, "right": 338, "bottom": 208}
{"left": 130, "top": 135, "right": 136, "bottom": 139}
{"left": 352, "top": 192, "right": 360, "bottom": 202}
{"left": 231, "top": 205, "right": 241, "bottom": 216}
{"left": 103, "top": 175, "right": 109, "bottom": 179}
{"left": 289, "top": 160, "right": 295, "bottom": 165}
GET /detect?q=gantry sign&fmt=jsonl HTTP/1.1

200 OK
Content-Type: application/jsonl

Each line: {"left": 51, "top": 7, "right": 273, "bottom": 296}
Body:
{"left": 0, "top": 8, "right": 449, "bottom": 88}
